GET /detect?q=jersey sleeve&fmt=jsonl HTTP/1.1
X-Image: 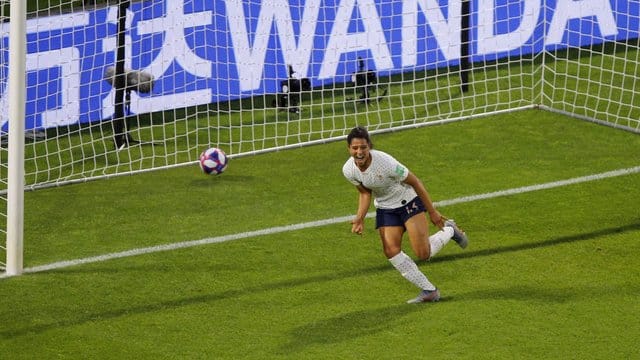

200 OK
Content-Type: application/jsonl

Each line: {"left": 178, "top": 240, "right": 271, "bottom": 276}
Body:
{"left": 342, "top": 159, "right": 361, "bottom": 186}
{"left": 380, "top": 151, "right": 410, "bottom": 182}
{"left": 394, "top": 162, "right": 410, "bottom": 181}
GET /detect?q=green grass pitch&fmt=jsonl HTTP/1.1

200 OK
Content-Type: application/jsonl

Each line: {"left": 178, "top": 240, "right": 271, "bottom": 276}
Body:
{"left": 1, "top": 110, "right": 639, "bottom": 359}
{"left": 1, "top": 2, "right": 639, "bottom": 358}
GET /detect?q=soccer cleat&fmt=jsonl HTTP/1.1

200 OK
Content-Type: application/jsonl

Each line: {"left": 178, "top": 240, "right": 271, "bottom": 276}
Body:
{"left": 407, "top": 288, "right": 441, "bottom": 304}
{"left": 445, "top": 219, "right": 469, "bottom": 249}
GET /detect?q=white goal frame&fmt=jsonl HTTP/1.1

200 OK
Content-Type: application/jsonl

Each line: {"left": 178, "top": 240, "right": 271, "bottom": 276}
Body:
{"left": 2, "top": 0, "right": 25, "bottom": 276}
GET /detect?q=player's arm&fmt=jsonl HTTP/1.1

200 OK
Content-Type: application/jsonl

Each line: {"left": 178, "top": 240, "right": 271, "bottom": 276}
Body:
{"left": 403, "top": 172, "right": 445, "bottom": 228}
{"left": 351, "top": 184, "right": 372, "bottom": 235}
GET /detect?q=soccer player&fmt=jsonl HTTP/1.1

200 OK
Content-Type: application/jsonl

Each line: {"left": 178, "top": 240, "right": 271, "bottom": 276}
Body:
{"left": 342, "top": 126, "right": 468, "bottom": 303}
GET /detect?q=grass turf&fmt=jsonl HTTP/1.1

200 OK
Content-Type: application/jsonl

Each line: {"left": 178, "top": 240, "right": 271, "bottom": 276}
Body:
{"left": 1, "top": 110, "right": 639, "bottom": 358}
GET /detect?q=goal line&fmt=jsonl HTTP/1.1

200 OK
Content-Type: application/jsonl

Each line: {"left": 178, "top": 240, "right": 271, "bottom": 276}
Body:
{"left": 2, "top": 165, "right": 639, "bottom": 279}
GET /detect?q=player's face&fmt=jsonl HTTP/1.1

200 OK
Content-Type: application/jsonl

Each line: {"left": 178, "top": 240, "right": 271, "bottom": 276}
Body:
{"left": 349, "top": 138, "right": 371, "bottom": 169}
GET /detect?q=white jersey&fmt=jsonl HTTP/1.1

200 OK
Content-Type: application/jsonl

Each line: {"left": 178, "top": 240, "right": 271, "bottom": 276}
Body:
{"left": 343, "top": 149, "right": 418, "bottom": 209}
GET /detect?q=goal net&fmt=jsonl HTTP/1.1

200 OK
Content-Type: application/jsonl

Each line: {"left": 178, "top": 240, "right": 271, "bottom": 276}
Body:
{"left": 1, "top": 0, "right": 639, "bottom": 275}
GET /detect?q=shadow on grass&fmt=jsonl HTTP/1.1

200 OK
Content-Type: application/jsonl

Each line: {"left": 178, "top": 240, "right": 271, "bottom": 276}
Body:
{"left": 0, "top": 264, "right": 389, "bottom": 340}
{"left": 450, "top": 283, "right": 631, "bottom": 304}
{"left": 431, "top": 221, "right": 640, "bottom": 264}
{"left": 278, "top": 303, "right": 422, "bottom": 354}
{"left": 2, "top": 222, "right": 637, "bottom": 339}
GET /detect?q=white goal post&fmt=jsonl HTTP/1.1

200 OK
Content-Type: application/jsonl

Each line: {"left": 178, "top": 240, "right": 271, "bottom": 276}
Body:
{"left": 2, "top": 0, "right": 26, "bottom": 276}
{"left": 1, "top": 0, "right": 639, "bottom": 276}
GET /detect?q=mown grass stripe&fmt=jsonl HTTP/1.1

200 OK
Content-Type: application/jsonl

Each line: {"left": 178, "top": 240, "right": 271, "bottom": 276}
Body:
{"left": 3, "top": 165, "right": 639, "bottom": 278}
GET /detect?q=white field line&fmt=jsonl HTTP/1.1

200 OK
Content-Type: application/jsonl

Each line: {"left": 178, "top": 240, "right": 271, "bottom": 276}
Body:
{"left": 3, "top": 165, "right": 640, "bottom": 278}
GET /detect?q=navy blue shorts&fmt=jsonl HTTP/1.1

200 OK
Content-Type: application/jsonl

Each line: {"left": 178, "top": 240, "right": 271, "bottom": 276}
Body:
{"left": 375, "top": 197, "right": 426, "bottom": 229}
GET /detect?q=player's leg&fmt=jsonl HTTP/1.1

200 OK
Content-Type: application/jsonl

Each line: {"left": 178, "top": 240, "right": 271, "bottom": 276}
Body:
{"left": 377, "top": 208, "right": 439, "bottom": 302}
{"left": 380, "top": 226, "right": 437, "bottom": 291}
{"left": 381, "top": 225, "right": 441, "bottom": 303}
{"left": 378, "top": 225, "right": 404, "bottom": 258}
{"left": 403, "top": 212, "right": 431, "bottom": 260}
{"left": 406, "top": 216, "right": 455, "bottom": 260}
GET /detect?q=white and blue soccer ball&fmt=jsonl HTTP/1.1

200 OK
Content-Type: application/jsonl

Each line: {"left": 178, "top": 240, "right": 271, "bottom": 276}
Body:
{"left": 199, "top": 147, "right": 228, "bottom": 175}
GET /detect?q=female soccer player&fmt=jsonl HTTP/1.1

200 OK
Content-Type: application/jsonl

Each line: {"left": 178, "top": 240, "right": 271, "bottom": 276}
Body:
{"left": 342, "top": 126, "right": 468, "bottom": 303}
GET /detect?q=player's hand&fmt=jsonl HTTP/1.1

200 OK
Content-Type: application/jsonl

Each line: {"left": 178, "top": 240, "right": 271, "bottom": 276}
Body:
{"left": 429, "top": 211, "right": 447, "bottom": 229}
{"left": 351, "top": 218, "right": 364, "bottom": 235}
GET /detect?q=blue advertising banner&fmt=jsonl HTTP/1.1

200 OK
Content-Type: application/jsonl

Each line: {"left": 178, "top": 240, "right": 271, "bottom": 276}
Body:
{"left": 0, "top": 0, "right": 637, "bottom": 131}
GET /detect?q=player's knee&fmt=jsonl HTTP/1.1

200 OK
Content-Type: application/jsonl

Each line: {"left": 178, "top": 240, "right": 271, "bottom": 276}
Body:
{"left": 383, "top": 245, "right": 401, "bottom": 258}
{"left": 415, "top": 248, "right": 431, "bottom": 261}
{"left": 410, "top": 239, "right": 431, "bottom": 260}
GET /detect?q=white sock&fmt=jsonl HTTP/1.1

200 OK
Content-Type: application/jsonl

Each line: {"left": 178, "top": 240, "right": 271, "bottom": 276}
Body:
{"left": 429, "top": 226, "right": 454, "bottom": 258}
{"left": 389, "top": 251, "right": 436, "bottom": 291}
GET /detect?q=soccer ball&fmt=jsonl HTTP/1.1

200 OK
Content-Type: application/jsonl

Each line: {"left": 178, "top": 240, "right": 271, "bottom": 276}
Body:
{"left": 199, "top": 147, "right": 228, "bottom": 175}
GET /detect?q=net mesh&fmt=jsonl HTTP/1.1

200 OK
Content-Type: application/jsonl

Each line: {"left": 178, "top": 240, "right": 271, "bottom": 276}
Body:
{"left": 1, "top": 0, "right": 635, "bottom": 190}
